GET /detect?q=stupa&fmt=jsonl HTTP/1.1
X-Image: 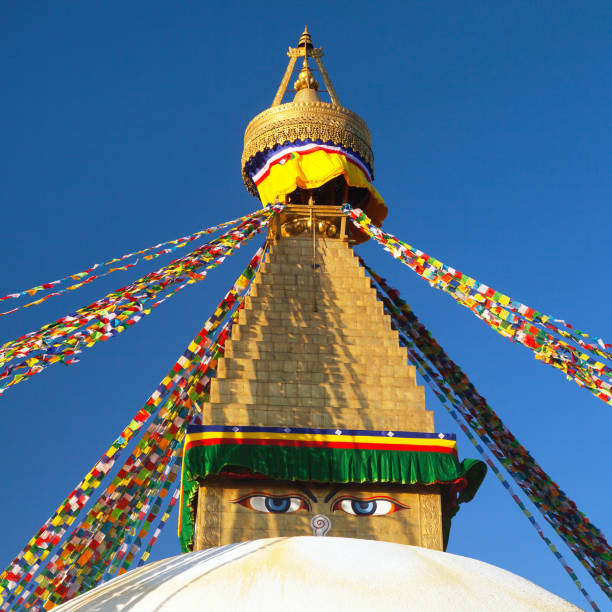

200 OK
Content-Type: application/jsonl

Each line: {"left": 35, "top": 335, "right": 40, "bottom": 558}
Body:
{"left": 55, "top": 28, "right": 581, "bottom": 612}
{"left": 179, "top": 25, "right": 484, "bottom": 554}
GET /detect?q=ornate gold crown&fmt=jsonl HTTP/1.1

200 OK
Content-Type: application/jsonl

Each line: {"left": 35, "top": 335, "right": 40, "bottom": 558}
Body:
{"left": 241, "top": 27, "right": 374, "bottom": 196}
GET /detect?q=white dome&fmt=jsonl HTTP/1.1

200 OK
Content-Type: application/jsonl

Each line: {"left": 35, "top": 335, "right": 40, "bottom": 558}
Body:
{"left": 56, "top": 537, "right": 580, "bottom": 611}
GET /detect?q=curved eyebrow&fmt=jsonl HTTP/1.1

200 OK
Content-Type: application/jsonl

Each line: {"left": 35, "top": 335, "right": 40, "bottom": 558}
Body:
{"left": 324, "top": 486, "right": 344, "bottom": 503}
{"left": 293, "top": 483, "right": 318, "bottom": 503}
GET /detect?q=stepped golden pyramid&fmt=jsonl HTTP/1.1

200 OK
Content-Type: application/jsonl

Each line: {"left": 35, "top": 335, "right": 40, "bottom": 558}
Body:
{"left": 198, "top": 233, "right": 443, "bottom": 549}
{"left": 55, "top": 28, "right": 580, "bottom": 612}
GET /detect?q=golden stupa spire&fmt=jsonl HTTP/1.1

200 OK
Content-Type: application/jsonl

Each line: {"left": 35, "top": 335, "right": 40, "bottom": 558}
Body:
{"left": 241, "top": 27, "right": 388, "bottom": 234}
{"left": 243, "top": 26, "right": 372, "bottom": 188}
{"left": 271, "top": 26, "right": 339, "bottom": 106}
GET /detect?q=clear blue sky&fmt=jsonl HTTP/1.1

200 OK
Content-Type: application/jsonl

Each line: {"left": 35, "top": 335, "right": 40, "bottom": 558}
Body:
{"left": 1, "top": 2, "right": 610, "bottom": 609}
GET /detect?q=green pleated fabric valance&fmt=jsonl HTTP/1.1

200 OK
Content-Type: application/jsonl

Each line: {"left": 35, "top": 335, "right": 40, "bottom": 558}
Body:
{"left": 179, "top": 425, "right": 487, "bottom": 552}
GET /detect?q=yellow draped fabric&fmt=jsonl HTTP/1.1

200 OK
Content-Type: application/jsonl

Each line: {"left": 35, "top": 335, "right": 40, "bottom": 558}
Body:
{"left": 253, "top": 146, "right": 387, "bottom": 229}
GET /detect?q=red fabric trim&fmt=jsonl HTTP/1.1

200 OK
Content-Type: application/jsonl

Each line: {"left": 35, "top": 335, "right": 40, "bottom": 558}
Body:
{"left": 254, "top": 146, "right": 369, "bottom": 185}
{"left": 185, "top": 437, "right": 457, "bottom": 454}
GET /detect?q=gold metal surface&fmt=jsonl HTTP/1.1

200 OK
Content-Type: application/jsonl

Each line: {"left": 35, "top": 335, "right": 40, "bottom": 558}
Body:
{"left": 243, "top": 27, "right": 372, "bottom": 195}
{"left": 272, "top": 27, "right": 323, "bottom": 107}
{"left": 298, "top": 25, "right": 313, "bottom": 49}
{"left": 271, "top": 55, "right": 297, "bottom": 107}
{"left": 268, "top": 205, "right": 346, "bottom": 242}
{"left": 282, "top": 216, "right": 339, "bottom": 238}
{"left": 313, "top": 54, "right": 340, "bottom": 106}
{"left": 294, "top": 57, "right": 319, "bottom": 93}
{"left": 242, "top": 101, "right": 373, "bottom": 194}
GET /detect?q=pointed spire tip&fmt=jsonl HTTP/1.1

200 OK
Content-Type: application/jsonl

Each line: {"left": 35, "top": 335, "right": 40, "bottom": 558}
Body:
{"left": 298, "top": 26, "right": 313, "bottom": 49}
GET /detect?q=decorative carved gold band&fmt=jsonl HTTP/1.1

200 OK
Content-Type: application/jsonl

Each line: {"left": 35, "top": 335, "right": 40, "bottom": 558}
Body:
{"left": 241, "top": 101, "right": 374, "bottom": 196}
{"left": 281, "top": 217, "right": 340, "bottom": 238}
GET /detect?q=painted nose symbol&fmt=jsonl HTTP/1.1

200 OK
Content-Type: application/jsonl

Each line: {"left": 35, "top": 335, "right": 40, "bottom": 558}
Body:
{"left": 311, "top": 514, "right": 331, "bottom": 536}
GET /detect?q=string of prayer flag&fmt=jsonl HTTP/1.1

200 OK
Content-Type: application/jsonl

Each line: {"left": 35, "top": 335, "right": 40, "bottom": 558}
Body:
{"left": 0, "top": 238, "right": 270, "bottom": 610}
{"left": 0, "top": 211, "right": 259, "bottom": 317}
{"left": 363, "top": 259, "right": 609, "bottom": 606}
{"left": 344, "top": 204, "right": 612, "bottom": 407}
{"left": 0, "top": 204, "right": 282, "bottom": 398}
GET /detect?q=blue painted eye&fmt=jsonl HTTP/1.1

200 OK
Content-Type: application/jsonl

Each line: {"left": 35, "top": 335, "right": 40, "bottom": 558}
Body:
{"left": 351, "top": 500, "right": 377, "bottom": 515}
{"left": 332, "top": 497, "right": 408, "bottom": 516}
{"left": 265, "top": 497, "right": 292, "bottom": 513}
{"left": 233, "top": 494, "right": 309, "bottom": 513}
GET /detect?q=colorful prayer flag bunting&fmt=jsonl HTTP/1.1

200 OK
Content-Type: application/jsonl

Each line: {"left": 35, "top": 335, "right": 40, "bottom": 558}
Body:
{"left": 0, "top": 211, "right": 257, "bottom": 317}
{"left": 0, "top": 204, "right": 282, "bottom": 398}
{"left": 363, "top": 258, "right": 609, "bottom": 608}
{"left": 0, "top": 234, "right": 271, "bottom": 610}
{"left": 343, "top": 204, "right": 612, "bottom": 408}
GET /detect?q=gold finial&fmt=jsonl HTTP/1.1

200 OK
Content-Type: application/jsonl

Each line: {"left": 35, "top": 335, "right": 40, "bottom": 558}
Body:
{"left": 270, "top": 26, "right": 339, "bottom": 106}
{"left": 293, "top": 27, "right": 320, "bottom": 102}
{"left": 293, "top": 56, "right": 319, "bottom": 93}
{"left": 298, "top": 25, "right": 313, "bottom": 49}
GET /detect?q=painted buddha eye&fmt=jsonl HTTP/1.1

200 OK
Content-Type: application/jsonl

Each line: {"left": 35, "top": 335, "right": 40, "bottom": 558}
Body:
{"left": 332, "top": 496, "right": 408, "bottom": 516}
{"left": 233, "top": 493, "right": 310, "bottom": 513}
